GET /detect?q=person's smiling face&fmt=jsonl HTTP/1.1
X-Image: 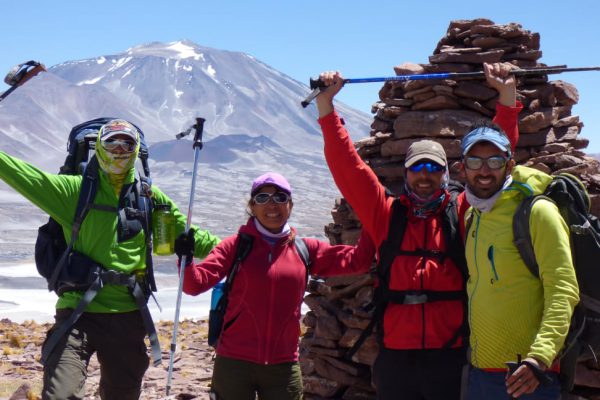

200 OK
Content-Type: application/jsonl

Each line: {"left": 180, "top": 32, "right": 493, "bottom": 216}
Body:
{"left": 463, "top": 141, "right": 515, "bottom": 199}
{"left": 250, "top": 185, "right": 293, "bottom": 233}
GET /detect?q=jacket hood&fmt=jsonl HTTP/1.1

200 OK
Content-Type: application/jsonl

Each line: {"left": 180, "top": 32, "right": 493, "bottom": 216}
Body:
{"left": 509, "top": 165, "right": 554, "bottom": 197}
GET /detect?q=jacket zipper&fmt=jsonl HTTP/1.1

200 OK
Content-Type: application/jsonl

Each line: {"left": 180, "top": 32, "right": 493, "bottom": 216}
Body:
{"left": 264, "top": 250, "right": 274, "bottom": 364}
{"left": 469, "top": 212, "right": 481, "bottom": 366}
{"left": 421, "top": 224, "right": 427, "bottom": 349}
{"left": 487, "top": 246, "right": 499, "bottom": 281}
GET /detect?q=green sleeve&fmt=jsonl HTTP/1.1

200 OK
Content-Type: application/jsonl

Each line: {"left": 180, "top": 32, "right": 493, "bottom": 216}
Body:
{"left": 527, "top": 199, "right": 580, "bottom": 366}
{"left": 150, "top": 185, "right": 220, "bottom": 258}
{"left": 0, "top": 151, "right": 80, "bottom": 226}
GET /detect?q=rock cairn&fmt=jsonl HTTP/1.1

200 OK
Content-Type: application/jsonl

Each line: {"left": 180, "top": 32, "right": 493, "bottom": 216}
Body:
{"left": 300, "top": 18, "right": 600, "bottom": 399}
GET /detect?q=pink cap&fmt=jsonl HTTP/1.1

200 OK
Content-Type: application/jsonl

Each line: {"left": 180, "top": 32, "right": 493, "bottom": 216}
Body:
{"left": 251, "top": 172, "right": 292, "bottom": 196}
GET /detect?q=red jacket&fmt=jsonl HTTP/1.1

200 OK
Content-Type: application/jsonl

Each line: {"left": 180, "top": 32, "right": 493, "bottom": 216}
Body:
{"left": 318, "top": 103, "right": 521, "bottom": 350}
{"left": 183, "top": 218, "right": 375, "bottom": 364}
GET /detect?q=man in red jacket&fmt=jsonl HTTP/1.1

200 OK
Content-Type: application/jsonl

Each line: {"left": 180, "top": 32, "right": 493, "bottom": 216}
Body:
{"left": 314, "top": 63, "right": 522, "bottom": 400}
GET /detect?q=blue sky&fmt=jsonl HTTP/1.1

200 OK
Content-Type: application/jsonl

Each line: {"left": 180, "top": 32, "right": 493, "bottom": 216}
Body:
{"left": 2, "top": 0, "right": 598, "bottom": 152}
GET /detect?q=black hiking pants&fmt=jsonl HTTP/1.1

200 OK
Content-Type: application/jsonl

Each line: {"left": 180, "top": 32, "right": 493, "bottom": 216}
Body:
{"left": 372, "top": 347, "right": 466, "bottom": 400}
{"left": 42, "top": 309, "right": 149, "bottom": 400}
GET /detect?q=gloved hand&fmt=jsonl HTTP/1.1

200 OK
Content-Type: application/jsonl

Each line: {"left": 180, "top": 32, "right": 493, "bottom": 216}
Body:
{"left": 174, "top": 229, "right": 195, "bottom": 261}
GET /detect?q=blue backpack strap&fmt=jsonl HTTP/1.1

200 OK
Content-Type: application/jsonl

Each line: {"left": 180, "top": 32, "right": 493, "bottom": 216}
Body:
{"left": 294, "top": 237, "right": 311, "bottom": 287}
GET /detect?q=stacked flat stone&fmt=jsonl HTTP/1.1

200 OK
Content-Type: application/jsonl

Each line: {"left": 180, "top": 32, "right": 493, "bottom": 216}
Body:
{"left": 301, "top": 18, "right": 600, "bottom": 399}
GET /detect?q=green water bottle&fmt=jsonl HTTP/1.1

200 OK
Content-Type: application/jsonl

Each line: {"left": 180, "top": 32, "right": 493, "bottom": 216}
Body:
{"left": 152, "top": 204, "right": 175, "bottom": 255}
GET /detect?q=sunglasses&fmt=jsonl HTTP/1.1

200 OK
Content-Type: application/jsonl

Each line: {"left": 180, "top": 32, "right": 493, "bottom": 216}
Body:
{"left": 464, "top": 156, "right": 507, "bottom": 170}
{"left": 101, "top": 138, "right": 137, "bottom": 153}
{"left": 253, "top": 192, "right": 290, "bottom": 205}
{"left": 407, "top": 162, "right": 445, "bottom": 173}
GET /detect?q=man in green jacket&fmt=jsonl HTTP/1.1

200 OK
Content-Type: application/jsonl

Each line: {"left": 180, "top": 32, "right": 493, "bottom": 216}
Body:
{"left": 0, "top": 119, "right": 219, "bottom": 400}
{"left": 460, "top": 125, "right": 579, "bottom": 399}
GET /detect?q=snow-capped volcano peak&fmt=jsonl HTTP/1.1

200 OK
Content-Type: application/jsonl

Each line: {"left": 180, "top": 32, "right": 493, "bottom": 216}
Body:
{"left": 126, "top": 40, "right": 205, "bottom": 61}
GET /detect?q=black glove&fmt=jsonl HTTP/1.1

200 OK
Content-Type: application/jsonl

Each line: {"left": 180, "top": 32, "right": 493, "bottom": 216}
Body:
{"left": 174, "top": 229, "right": 195, "bottom": 260}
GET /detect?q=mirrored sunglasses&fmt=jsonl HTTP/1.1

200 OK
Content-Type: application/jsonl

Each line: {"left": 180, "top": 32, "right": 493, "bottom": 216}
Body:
{"left": 464, "top": 156, "right": 507, "bottom": 170}
{"left": 101, "top": 138, "right": 137, "bottom": 153}
{"left": 407, "top": 162, "right": 445, "bottom": 173}
{"left": 253, "top": 192, "right": 290, "bottom": 205}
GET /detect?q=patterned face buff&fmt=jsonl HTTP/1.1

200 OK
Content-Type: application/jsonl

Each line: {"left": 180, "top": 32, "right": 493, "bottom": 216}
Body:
{"left": 96, "top": 120, "right": 140, "bottom": 175}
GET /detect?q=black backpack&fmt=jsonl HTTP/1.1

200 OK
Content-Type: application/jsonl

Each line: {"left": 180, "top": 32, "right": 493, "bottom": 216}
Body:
{"left": 347, "top": 182, "right": 469, "bottom": 359}
{"left": 208, "top": 233, "right": 311, "bottom": 347}
{"left": 34, "top": 117, "right": 162, "bottom": 366}
{"left": 512, "top": 172, "right": 600, "bottom": 390}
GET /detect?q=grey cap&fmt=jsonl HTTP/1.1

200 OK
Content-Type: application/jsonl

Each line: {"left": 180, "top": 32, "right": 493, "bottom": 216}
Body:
{"left": 404, "top": 140, "right": 447, "bottom": 167}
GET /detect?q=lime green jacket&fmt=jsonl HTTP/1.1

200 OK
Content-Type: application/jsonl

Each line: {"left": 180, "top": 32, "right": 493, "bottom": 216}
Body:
{"left": 0, "top": 151, "right": 220, "bottom": 313}
{"left": 465, "top": 165, "right": 579, "bottom": 369}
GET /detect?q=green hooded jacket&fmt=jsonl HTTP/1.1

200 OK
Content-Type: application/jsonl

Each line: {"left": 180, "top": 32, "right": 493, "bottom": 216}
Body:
{"left": 465, "top": 165, "right": 579, "bottom": 369}
{"left": 0, "top": 150, "right": 220, "bottom": 313}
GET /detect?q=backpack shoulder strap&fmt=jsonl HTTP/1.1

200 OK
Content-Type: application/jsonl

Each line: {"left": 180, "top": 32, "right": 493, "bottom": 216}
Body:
{"left": 378, "top": 198, "right": 408, "bottom": 284}
{"left": 346, "top": 198, "right": 407, "bottom": 360}
{"left": 442, "top": 192, "right": 468, "bottom": 281}
{"left": 513, "top": 195, "right": 543, "bottom": 278}
{"left": 47, "top": 157, "right": 100, "bottom": 291}
{"left": 294, "top": 237, "right": 311, "bottom": 288}
{"left": 294, "top": 237, "right": 311, "bottom": 269}
{"left": 224, "top": 232, "right": 254, "bottom": 290}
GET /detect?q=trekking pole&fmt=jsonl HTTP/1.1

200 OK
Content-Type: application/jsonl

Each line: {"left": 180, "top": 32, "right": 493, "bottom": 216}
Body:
{"left": 0, "top": 60, "right": 46, "bottom": 102}
{"left": 301, "top": 65, "right": 600, "bottom": 107}
{"left": 166, "top": 117, "right": 206, "bottom": 396}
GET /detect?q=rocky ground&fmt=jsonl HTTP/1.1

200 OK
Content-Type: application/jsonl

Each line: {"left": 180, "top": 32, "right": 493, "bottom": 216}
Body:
{"left": 0, "top": 318, "right": 215, "bottom": 400}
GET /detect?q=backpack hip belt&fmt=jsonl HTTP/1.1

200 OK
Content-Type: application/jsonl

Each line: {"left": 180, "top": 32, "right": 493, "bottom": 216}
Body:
{"left": 40, "top": 256, "right": 161, "bottom": 367}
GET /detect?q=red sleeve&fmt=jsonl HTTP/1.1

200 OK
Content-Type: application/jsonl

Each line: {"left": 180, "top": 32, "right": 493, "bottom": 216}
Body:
{"left": 318, "top": 111, "right": 392, "bottom": 247}
{"left": 493, "top": 101, "right": 523, "bottom": 152}
{"left": 180, "top": 235, "right": 237, "bottom": 295}
{"left": 306, "top": 229, "right": 376, "bottom": 277}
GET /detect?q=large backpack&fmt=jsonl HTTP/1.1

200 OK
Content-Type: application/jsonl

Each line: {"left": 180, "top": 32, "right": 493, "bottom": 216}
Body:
{"left": 512, "top": 172, "right": 600, "bottom": 390}
{"left": 34, "top": 117, "right": 162, "bottom": 366}
{"left": 347, "top": 182, "right": 469, "bottom": 359}
{"left": 208, "top": 233, "right": 311, "bottom": 347}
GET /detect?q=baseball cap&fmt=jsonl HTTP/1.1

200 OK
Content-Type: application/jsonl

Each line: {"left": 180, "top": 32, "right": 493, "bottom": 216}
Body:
{"left": 404, "top": 140, "right": 447, "bottom": 168}
{"left": 251, "top": 172, "right": 292, "bottom": 196}
{"left": 461, "top": 126, "right": 511, "bottom": 156}
{"left": 99, "top": 119, "right": 139, "bottom": 143}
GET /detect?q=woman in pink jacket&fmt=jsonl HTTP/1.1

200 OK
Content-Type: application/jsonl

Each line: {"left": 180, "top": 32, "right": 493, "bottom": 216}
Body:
{"left": 177, "top": 172, "right": 375, "bottom": 400}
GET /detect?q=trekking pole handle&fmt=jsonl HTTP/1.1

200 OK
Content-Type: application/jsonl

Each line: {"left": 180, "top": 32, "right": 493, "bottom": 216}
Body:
{"left": 192, "top": 117, "right": 205, "bottom": 150}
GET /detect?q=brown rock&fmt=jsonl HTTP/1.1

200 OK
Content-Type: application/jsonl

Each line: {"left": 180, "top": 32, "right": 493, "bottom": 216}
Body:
{"left": 342, "top": 386, "right": 376, "bottom": 400}
{"left": 314, "top": 358, "right": 367, "bottom": 387}
{"left": 412, "top": 95, "right": 460, "bottom": 111}
{"left": 457, "top": 97, "right": 494, "bottom": 117}
{"left": 471, "top": 36, "right": 507, "bottom": 49}
{"left": 9, "top": 383, "right": 32, "bottom": 400}
{"left": 424, "top": 63, "right": 474, "bottom": 73}
{"left": 429, "top": 49, "right": 504, "bottom": 64}
{"left": 404, "top": 86, "right": 434, "bottom": 99}
{"left": 380, "top": 98, "right": 414, "bottom": 107}
{"left": 447, "top": 18, "right": 494, "bottom": 31}
{"left": 502, "top": 50, "right": 542, "bottom": 61}
{"left": 470, "top": 22, "right": 525, "bottom": 39}
{"left": 552, "top": 80, "right": 579, "bottom": 106}
{"left": 439, "top": 46, "right": 483, "bottom": 54}
{"left": 303, "top": 374, "right": 345, "bottom": 397}
{"left": 393, "top": 109, "right": 484, "bottom": 139}
{"left": 454, "top": 81, "right": 498, "bottom": 101}
{"left": 393, "top": 62, "right": 425, "bottom": 76}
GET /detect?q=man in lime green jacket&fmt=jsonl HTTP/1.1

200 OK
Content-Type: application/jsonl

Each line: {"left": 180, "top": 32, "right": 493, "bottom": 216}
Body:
{"left": 0, "top": 119, "right": 219, "bottom": 399}
{"left": 460, "top": 125, "right": 579, "bottom": 399}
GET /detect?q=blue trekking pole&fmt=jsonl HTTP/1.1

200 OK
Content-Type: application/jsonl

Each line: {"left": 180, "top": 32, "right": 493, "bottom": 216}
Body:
{"left": 166, "top": 117, "right": 205, "bottom": 396}
{"left": 300, "top": 65, "right": 600, "bottom": 107}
